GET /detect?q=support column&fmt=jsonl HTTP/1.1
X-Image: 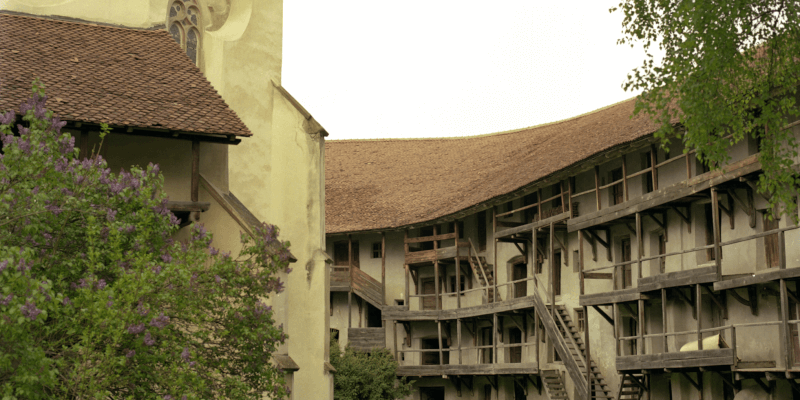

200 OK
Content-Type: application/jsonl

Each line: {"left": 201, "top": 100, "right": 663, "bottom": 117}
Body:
{"left": 781, "top": 279, "right": 792, "bottom": 367}
{"left": 348, "top": 234, "right": 353, "bottom": 328}
{"left": 579, "top": 230, "right": 585, "bottom": 295}
{"left": 381, "top": 232, "right": 386, "bottom": 304}
{"left": 455, "top": 222, "right": 461, "bottom": 309}
{"left": 404, "top": 230, "right": 410, "bottom": 311}
{"left": 437, "top": 320, "right": 444, "bottom": 366}
{"left": 711, "top": 189, "right": 722, "bottom": 280}
{"left": 585, "top": 305, "right": 592, "bottom": 400}
{"left": 457, "top": 318, "right": 462, "bottom": 365}
{"left": 393, "top": 320, "right": 398, "bottom": 360}
{"left": 696, "top": 284, "right": 703, "bottom": 350}
{"left": 613, "top": 303, "right": 620, "bottom": 357}
{"left": 638, "top": 299, "right": 645, "bottom": 355}
{"left": 662, "top": 289, "right": 668, "bottom": 353}
{"left": 550, "top": 222, "right": 555, "bottom": 320}
{"left": 636, "top": 212, "right": 643, "bottom": 279}
{"left": 493, "top": 208, "right": 498, "bottom": 303}
{"left": 650, "top": 144, "right": 659, "bottom": 191}
{"left": 434, "top": 226, "right": 440, "bottom": 311}
{"left": 493, "top": 313, "right": 498, "bottom": 364}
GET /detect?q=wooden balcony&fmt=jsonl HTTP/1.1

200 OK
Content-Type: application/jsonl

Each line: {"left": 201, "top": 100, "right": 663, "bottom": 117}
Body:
{"left": 348, "top": 327, "right": 385, "bottom": 352}
{"left": 617, "top": 348, "right": 734, "bottom": 371}
{"left": 396, "top": 363, "right": 538, "bottom": 377}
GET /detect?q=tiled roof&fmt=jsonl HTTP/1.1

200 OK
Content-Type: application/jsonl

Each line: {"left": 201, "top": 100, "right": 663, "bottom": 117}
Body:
{"left": 325, "top": 98, "right": 665, "bottom": 234}
{"left": 0, "top": 12, "right": 251, "bottom": 137}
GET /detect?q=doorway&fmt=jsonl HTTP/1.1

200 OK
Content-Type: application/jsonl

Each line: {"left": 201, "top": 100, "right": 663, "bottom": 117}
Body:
{"left": 420, "top": 387, "right": 445, "bottom": 400}
{"left": 513, "top": 262, "right": 527, "bottom": 298}
{"left": 508, "top": 327, "right": 522, "bottom": 363}
{"left": 420, "top": 278, "right": 441, "bottom": 310}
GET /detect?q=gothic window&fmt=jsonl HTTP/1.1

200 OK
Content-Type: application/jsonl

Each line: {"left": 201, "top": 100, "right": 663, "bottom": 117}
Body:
{"left": 168, "top": 0, "right": 202, "bottom": 64}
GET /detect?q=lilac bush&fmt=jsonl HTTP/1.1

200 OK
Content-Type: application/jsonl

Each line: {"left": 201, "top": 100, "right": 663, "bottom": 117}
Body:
{"left": 0, "top": 81, "right": 292, "bottom": 399}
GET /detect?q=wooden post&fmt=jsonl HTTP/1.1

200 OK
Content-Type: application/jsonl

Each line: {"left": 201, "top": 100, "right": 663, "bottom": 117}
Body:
{"left": 568, "top": 177, "right": 574, "bottom": 217}
{"left": 711, "top": 189, "right": 722, "bottom": 280}
{"left": 779, "top": 230, "right": 787, "bottom": 270}
{"left": 650, "top": 144, "right": 659, "bottom": 191}
{"left": 781, "top": 279, "right": 792, "bottom": 367}
{"left": 381, "top": 232, "right": 386, "bottom": 303}
{"left": 434, "top": 225, "right": 440, "bottom": 311}
{"left": 455, "top": 221, "right": 461, "bottom": 309}
{"left": 550, "top": 222, "right": 556, "bottom": 320}
{"left": 348, "top": 234, "right": 353, "bottom": 328}
{"left": 493, "top": 313, "right": 498, "bottom": 364}
{"left": 636, "top": 212, "right": 643, "bottom": 279}
{"left": 393, "top": 320, "right": 399, "bottom": 360}
{"left": 613, "top": 303, "right": 620, "bottom": 356}
{"left": 533, "top": 227, "right": 539, "bottom": 287}
{"left": 594, "top": 165, "right": 602, "bottom": 211}
{"left": 696, "top": 284, "right": 703, "bottom": 350}
{"left": 579, "top": 230, "right": 585, "bottom": 296}
{"left": 662, "top": 289, "right": 668, "bottom": 353}
{"left": 685, "top": 152, "right": 691, "bottom": 181}
{"left": 404, "top": 230, "right": 410, "bottom": 311}
{"left": 622, "top": 154, "right": 629, "bottom": 201}
{"left": 191, "top": 140, "right": 199, "bottom": 202}
{"left": 493, "top": 208, "right": 498, "bottom": 303}
{"left": 438, "top": 320, "right": 444, "bottom": 365}
{"left": 638, "top": 299, "right": 645, "bottom": 355}
{"left": 457, "top": 318, "right": 462, "bottom": 365}
{"left": 535, "top": 310, "right": 540, "bottom": 364}
{"left": 585, "top": 305, "right": 592, "bottom": 400}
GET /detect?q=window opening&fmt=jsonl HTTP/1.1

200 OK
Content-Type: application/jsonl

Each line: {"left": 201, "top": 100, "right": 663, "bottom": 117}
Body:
{"left": 553, "top": 251, "right": 562, "bottom": 296}
{"left": 513, "top": 262, "right": 527, "bottom": 298}
{"left": 168, "top": 0, "right": 202, "bottom": 64}
{"left": 620, "top": 238, "right": 632, "bottom": 289}
{"left": 372, "top": 242, "right": 381, "bottom": 259}
{"left": 764, "top": 215, "right": 780, "bottom": 268}
{"left": 508, "top": 327, "right": 522, "bottom": 363}
{"left": 477, "top": 211, "right": 487, "bottom": 252}
{"left": 611, "top": 168, "right": 624, "bottom": 205}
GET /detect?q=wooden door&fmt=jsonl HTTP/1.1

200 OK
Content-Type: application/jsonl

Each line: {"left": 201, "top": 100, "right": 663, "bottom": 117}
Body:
{"left": 508, "top": 328, "right": 522, "bottom": 363}
{"left": 513, "top": 263, "right": 527, "bottom": 298}
{"left": 421, "top": 278, "right": 438, "bottom": 310}
{"left": 764, "top": 215, "right": 780, "bottom": 268}
{"left": 480, "top": 327, "right": 493, "bottom": 364}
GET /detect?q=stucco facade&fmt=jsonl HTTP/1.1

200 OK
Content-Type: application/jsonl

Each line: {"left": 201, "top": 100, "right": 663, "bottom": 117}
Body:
{"left": 1, "top": 0, "right": 331, "bottom": 398}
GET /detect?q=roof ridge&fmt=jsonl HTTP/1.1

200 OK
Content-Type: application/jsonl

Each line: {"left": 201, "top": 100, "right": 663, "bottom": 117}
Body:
{"left": 327, "top": 95, "right": 640, "bottom": 143}
{"left": 0, "top": 10, "right": 166, "bottom": 32}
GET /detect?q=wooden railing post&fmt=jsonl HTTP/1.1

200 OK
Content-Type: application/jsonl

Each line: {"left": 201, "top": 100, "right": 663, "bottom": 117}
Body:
{"left": 781, "top": 279, "right": 791, "bottom": 368}
{"left": 579, "top": 230, "right": 585, "bottom": 296}
{"left": 650, "top": 144, "right": 659, "bottom": 191}
{"left": 585, "top": 305, "right": 592, "bottom": 400}
{"left": 455, "top": 222, "right": 461, "bottom": 309}
{"left": 457, "top": 318, "right": 462, "bottom": 365}
{"left": 550, "top": 222, "right": 556, "bottom": 321}
{"left": 594, "top": 165, "right": 602, "bottom": 211}
{"left": 636, "top": 212, "right": 643, "bottom": 279}
{"left": 638, "top": 299, "right": 645, "bottom": 355}
{"left": 381, "top": 232, "right": 386, "bottom": 304}
{"left": 622, "top": 154, "right": 629, "bottom": 201}
{"left": 662, "top": 289, "right": 668, "bottom": 353}
{"left": 696, "top": 284, "right": 703, "bottom": 350}
{"left": 437, "top": 320, "right": 444, "bottom": 366}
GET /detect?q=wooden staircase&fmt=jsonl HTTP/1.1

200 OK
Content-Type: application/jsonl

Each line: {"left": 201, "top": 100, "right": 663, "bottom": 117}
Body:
{"left": 616, "top": 373, "right": 645, "bottom": 400}
{"left": 542, "top": 370, "right": 569, "bottom": 400}
{"left": 552, "top": 305, "right": 615, "bottom": 400}
{"left": 465, "top": 239, "right": 501, "bottom": 303}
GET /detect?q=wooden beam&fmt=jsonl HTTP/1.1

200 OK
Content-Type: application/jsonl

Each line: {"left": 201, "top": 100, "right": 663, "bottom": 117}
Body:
{"left": 592, "top": 305, "right": 614, "bottom": 325}
{"left": 679, "top": 371, "right": 701, "bottom": 391}
{"left": 672, "top": 205, "right": 691, "bottom": 233}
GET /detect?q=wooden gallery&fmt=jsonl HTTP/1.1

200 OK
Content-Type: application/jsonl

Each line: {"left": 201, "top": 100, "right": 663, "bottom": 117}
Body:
{"left": 325, "top": 97, "right": 800, "bottom": 400}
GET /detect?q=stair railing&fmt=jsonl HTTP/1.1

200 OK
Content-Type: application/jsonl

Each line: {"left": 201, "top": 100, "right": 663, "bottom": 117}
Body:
{"left": 467, "top": 238, "right": 490, "bottom": 287}
{"left": 552, "top": 304, "right": 588, "bottom": 370}
{"left": 531, "top": 288, "right": 588, "bottom": 399}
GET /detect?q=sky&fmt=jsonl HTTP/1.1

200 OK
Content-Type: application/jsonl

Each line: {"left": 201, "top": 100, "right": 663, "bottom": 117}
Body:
{"left": 282, "top": 1, "right": 664, "bottom": 141}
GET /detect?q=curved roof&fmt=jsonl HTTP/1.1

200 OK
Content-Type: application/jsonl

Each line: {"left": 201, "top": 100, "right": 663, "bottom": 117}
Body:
{"left": 0, "top": 12, "right": 251, "bottom": 138}
{"left": 326, "top": 97, "right": 664, "bottom": 234}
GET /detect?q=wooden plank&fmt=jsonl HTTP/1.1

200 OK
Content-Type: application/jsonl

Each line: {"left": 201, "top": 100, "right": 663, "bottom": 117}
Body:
{"left": 568, "top": 154, "right": 762, "bottom": 232}
{"left": 637, "top": 266, "right": 718, "bottom": 292}
{"left": 714, "top": 268, "right": 800, "bottom": 291}
{"left": 494, "top": 211, "right": 571, "bottom": 239}
{"left": 579, "top": 287, "right": 643, "bottom": 306}
{"left": 583, "top": 272, "right": 613, "bottom": 279}
{"left": 396, "top": 363, "right": 538, "bottom": 377}
{"left": 405, "top": 232, "right": 457, "bottom": 244}
{"left": 166, "top": 201, "right": 211, "bottom": 212}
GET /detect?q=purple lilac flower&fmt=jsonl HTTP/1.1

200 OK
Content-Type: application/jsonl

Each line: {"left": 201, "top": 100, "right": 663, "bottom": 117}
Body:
{"left": 0, "top": 110, "right": 14, "bottom": 125}
{"left": 126, "top": 349, "right": 135, "bottom": 358}
{"left": 0, "top": 260, "right": 8, "bottom": 273}
{"left": 62, "top": 296, "right": 71, "bottom": 306}
{"left": 106, "top": 209, "right": 117, "bottom": 222}
{"left": 152, "top": 265, "right": 162, "bottom": 275}
{"left": 150, "top": 313, "right": 170, "bottom": 329}
{"left": 143, "top": 331, "right": 155, "bottom": 346}
{"left": 137, "top": 303, "right": 149, "bottom": 316}
{"left": 20, "top": 300, "right": 42, "bottom": 321}
{"left": 0, "top": 294, "right": 13, "bottom": 306}
{"left": 128, "top": 323, "right": 145, "bottom": 335}
{"left": 97, "top": 279, "right": 107, "bottom": 290}
{"left": 181, "top": 347, "right": 191, "bottom": 363}
{"left": 215, "top": 275, "right": 221, "bottom": 283}
{"left": 161, "top": 254, "right": 172, "bottom": 263}
{"left": 209, "top": 247, "right": 219, "bottom": 256}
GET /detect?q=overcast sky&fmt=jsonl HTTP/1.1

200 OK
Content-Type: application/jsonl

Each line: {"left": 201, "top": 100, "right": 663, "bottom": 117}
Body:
{"left": 282, "top": 1, "right": 664, "bottom": 141}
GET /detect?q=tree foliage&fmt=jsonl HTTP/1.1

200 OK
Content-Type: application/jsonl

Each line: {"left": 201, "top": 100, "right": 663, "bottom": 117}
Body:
{"left": 329, "top": 333, "right": 413, "bottom": 400}
{"left": 0, "top": 81, "right": 292, "bottom": 399}
{"left": 614, "top": 0, "right": 800, "bottom": 218}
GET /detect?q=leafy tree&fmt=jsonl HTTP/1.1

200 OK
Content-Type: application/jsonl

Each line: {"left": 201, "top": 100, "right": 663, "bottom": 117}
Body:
{"left": 613, "top": 0, "right": 800, "bottom": 218}
{"left": 0, "top": 81, "right": 293, "bottom": 399}
{"left": 329, "top": 333, "right": 413, "bottom": 400}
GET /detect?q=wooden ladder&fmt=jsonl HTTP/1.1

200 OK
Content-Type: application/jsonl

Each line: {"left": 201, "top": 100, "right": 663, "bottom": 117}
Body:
{"left": 465, "top": 239, "right": 501, "bottom": 302}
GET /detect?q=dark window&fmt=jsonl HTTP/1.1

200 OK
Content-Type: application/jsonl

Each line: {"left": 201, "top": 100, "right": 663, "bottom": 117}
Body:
{"left": 331, "top": 328, "right": 339, "bottom": 342}
{"left": 334, "top": 241, "right": 359, "bottom": 267}
{"left": 477, "top": 211, "right": 487, "bottom": 252}
{"left": 483, "top": 385, "right": 492, "bottom": 400}
{"left": 553, "top": 251, "right": 562, "bottom": 296}
{"left": 421, "top": 339, "right": 443, "bottom": 365}
{"left": 573, "top": 250, "right": 580, "bottom": 273}
{"left": 575, "top": 308, "right": 585, "bottom": 332}
{"left": 448, "top": 221, "right": 465, "bottom": 239}
{"left": 764, "top": 215, "right": 780, "bottom": 268}
{"left": 705, "top": 204, "right": 719, "bottom": 261}
{"left": 611, "top": 168, "right": 624, "bottom": 205}
{"left": 420, "top": 227, "right": 434, "bottom": 251}
{"left": 449, "top": 275, "right": 467, "bottom": 293}
{"left": 523, "top": 192, "right": 538, "bottom": 222}
{"left": 372, "top": 242, "right": 381, "bottom": 259}
{"left": 508, "top": 327, "right": 522, "bottom": 363}
{"left": 513, "top": 263, "right": 527, "bottom": 298}
{"left": 367, "top": 303, "right": 382, "bottom": 327}
{"left": 420, "top": 387, "right": 445, "bottom": 400}
{"left": 621, "top": 238, "right": 632, "bottom": 289}
{"left": 505, "top": 201, "right": 513, "bottom": 212}
{"left": 626, "top": 317, "right": 638, "bottom": 355}
{"left": 514, "top": 382, "right": 526, "bottom": 400}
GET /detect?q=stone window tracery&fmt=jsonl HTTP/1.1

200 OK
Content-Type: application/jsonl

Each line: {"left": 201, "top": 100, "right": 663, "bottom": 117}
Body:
{"left": 168, "top": 0, "right": 202, "bottom": 64}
